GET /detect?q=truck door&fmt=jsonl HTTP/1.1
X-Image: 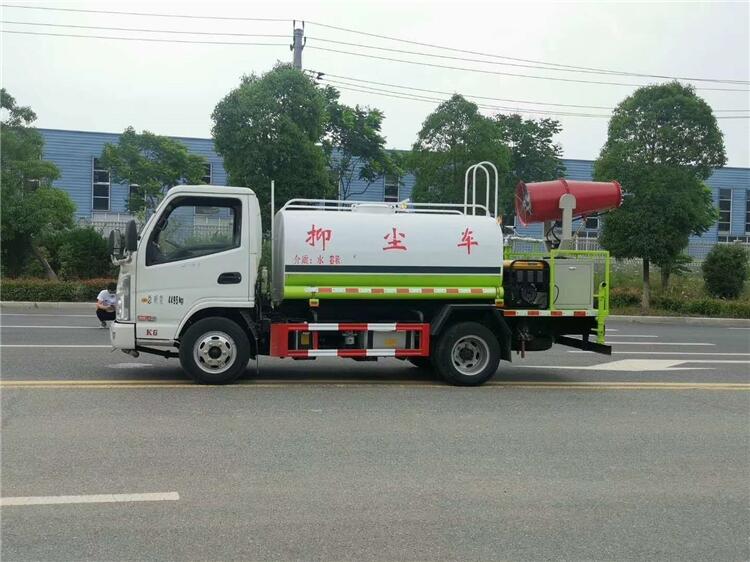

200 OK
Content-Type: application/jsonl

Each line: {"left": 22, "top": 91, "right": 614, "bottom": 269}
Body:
{"left": 135, "top": 194, "right": 251, "bottom": 343}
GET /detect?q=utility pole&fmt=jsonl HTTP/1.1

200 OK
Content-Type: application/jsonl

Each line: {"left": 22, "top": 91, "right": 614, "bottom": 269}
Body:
{"left": 291, "top": 20, "right": 305, "bottom": 70}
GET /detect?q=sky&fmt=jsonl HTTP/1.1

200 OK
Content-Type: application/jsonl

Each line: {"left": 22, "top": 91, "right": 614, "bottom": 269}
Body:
{"left": 2, "top": 0, "right": 749, "bottom": 166}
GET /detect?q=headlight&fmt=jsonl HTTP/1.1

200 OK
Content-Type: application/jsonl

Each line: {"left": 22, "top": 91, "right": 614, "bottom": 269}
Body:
{"left": 116, "top": 274, "right": 131, "bottom": 321}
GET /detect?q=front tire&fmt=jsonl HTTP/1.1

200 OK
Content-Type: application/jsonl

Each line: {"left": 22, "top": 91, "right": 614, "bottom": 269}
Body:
{"left": 180, "top": 317, "right": 250, "bottom": 384}
{"left": 434, "top": 321, "right": 500, "bottom": 386}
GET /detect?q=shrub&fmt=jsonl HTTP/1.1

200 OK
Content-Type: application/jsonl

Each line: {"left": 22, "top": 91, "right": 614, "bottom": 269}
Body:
{"left": 702, "top": 244, "right": 749, "bottom": 299}
{"left": 652, "top": 294, "right": 750, "bottom": 318}
{"left": 610, "top": 287, "right": 641, "bottom": 307}
{"left": 0, "top": 278, "right": 115, "bottom": 302}
{"left": 56, "top": 227, "right": 112, "bottom": 279}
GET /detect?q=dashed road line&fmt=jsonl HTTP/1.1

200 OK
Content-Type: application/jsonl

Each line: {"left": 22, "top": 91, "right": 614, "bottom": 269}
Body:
{"left": 0, "top": 325, "right": 102, "bottom": 329}
{"left": 569, "top": 351, "right": 749, "bottom": 356}
{"left": 603, "top": 342, "right": 714, "bottom": 346}
{"left": 0, "top": 314, "right": 92, "bottom": 318}
{"left": 0, "top": 492, "right": 179, "bottom": 507}
{"left": 0, "top": 345, "right": 110, "bottom": 348}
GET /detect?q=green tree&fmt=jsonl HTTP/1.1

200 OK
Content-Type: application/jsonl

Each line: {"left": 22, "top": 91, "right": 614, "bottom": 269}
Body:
{"left": 1, "top": 89, "right": 75, "bottom": 279}
{"left": 702, "top": 244, "right": 748, "bottom": 299}
{"left": 322, "top": 87, "right": 399, "bottom": 200}
{"left": 410, "top": 95, "right": 510, "bottom": 209}
{"left": 56, "top": 227, "right": 112, "bottom": 279}
{"left": 212, "top": 64, "right": 332, "bottom": 229}
{"left": 495, "top": 114, "right": 565, "bottom": 222}
{"left": 594, "top": 82, "right": 725, "bottom": 309}
{"left": 100, "top": 127, "right": 206, "bottom": 217}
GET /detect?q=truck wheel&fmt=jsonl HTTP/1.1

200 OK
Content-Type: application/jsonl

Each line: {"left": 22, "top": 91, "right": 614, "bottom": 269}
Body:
{"left": 180, "top": 317, "right": 250, "bottom": 384}
{"left": 435, "top": 322, "right": 500, "bottom": 386}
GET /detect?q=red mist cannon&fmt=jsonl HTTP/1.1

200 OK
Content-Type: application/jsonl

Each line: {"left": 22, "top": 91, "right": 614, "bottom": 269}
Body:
{"left": 515, "top": 178, "right": 623, "bottom": 247}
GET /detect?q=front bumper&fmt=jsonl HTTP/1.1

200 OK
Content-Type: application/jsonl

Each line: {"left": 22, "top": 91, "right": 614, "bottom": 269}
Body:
{"left": 110, "top": 321, "right": 136, "bottom": 350}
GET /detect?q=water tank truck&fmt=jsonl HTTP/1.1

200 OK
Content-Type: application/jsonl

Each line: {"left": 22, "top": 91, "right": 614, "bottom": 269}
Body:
{"left": 107, "top": 162, "right": 621, "bottom": 386}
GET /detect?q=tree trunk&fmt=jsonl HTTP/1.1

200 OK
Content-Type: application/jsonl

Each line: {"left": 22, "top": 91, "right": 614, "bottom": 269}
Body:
{"left": 31, "top": 241, "right": 58, "bottom": 281}
{"left": 661, "top": 266, "right": 670, "bottom": 291}
{"left": 641, "top": 259, "right": 650, "bottom": 311}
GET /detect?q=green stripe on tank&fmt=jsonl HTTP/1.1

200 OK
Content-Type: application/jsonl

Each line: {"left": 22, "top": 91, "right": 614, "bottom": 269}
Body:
{"left": 285, "top": 273, "right": 501, "bottom": 287}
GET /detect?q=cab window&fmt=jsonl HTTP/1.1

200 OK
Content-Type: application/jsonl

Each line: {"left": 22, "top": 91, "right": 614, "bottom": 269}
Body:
{"left": 146, "top": 197, "right": 241, "bottom": 266}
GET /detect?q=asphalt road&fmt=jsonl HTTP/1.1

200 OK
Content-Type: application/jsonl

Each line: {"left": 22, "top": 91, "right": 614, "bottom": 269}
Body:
{"left": 1, "top": 305, "right": 749, "bottom": 561}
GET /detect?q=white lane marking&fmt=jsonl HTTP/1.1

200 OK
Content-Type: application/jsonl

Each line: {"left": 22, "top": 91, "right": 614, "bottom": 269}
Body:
{"left": 605, "top": 342, "right": 714, "bottom": 346}
{"left": 1, "top": 345, "right": 110, "bottom": 348}
{"left": 591, "top": 359, "right": 687, "bottom": 371}
{"left": 107, "top": 363, "right": 153, "bottom": 369}
{"left": 679, "top": 360, "right": 750, "bottom": 364}
{"left": 0, "top": 314, "right": 92, "bottom": 318}
{"left": 605, "top": 335, "right": 658, "bottom": 338}
{"left": 0, "top": 492, "right": 179, "bottom": 507}
{"left": 729, "top": 327, "right": 750, "bottom": 330}
{"left": 518, "top": 359, "right": 696, "bottom": 372}
{"left": 569, "top": 351, "right": 749, "bottom": 356}
{"left": 0, "top": 325, "right": 101, "bottom": 329}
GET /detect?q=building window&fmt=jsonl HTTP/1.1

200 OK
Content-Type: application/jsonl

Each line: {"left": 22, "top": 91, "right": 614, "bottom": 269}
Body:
{"left": 584, "top": 216, "right": 600, "bottom": 230}
{"left": 92, "top": 157, "right": 110, "bottom": 211}
{"left": 745, "top": 196, "right": 750, "bottom": 234}
{"left": 384, "top": 175, "right": 399, "bottom": 202}
{"left": 718, "top": 188, "right": 732, "bottom": 233}
{"left": 202, "top": 163, "right": 212, "bottom": 185}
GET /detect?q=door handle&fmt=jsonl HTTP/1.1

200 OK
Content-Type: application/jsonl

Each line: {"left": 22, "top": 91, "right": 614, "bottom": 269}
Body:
{"left": 217, "top": 272, "right": 242, "bottom": 284}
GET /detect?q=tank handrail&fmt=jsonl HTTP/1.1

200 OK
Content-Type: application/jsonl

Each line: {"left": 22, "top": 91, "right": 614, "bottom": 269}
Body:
{"left": 464, "top": 162, "right": 499, "bottom": 218}
{"left": 281, "top": 198, "right": 488, "bottom": 215}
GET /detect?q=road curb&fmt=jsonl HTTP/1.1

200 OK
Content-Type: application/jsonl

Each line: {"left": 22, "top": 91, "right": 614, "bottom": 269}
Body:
{"left": 0, "top": 301, "right": 93, "bottom": 310}
{"left": 610, "top": 314, "right": 750, "bottom": 327}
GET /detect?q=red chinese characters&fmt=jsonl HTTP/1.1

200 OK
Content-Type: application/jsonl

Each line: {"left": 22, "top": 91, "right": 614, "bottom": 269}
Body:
{"left": 306, "top": 224, "right": 332, "bottom": 250}
{"left": 457, "top": 227, "right": 479, "bottom": 255}
{"left": 383, "top": 227, "right": 407, "bottom": 251}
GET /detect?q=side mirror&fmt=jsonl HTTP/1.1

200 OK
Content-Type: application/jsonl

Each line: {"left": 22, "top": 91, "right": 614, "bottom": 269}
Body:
{"left": 108, "top": 229, "right": 123, "bottom": 257}
{"left": 125, "top": 219, "right": 138, "bottom": 252}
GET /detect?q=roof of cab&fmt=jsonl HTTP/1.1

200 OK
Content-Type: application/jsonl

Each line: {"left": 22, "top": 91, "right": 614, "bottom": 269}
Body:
{"left": 167, "top": 185, "right": 256, "bottom": 197}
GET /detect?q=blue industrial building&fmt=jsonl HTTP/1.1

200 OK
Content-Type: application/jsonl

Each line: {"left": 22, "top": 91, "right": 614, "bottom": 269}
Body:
{"left": 40, "top": 129, "right": 750, "bottom": 252}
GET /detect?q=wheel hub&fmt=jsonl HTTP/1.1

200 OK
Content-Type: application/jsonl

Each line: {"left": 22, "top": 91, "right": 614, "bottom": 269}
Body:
{"left": 451, "top": 335, "right": 490, "bottom": 376}
{"left": 193, "top": 331, "right": 236, "bottom": 374}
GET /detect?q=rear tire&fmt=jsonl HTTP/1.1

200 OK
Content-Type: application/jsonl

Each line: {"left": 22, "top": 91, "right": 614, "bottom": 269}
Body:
{"left": 434, "top": 321, "right": 500, "bottom": 386}
{"left": 180, "top": 317, "right": 250, "bottom": 384}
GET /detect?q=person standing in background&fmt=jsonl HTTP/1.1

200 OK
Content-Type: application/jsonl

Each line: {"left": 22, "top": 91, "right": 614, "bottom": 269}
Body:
{"left": 96, "top": 282, "right": 117, "bottom": 327}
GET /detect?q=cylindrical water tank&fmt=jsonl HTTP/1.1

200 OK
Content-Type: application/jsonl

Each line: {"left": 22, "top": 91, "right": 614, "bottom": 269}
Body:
{"left": 272, "top": 204, "right": 504, "bottom": 302}
{"left": 515, "top": 179, "right": 622, "bottom": 225}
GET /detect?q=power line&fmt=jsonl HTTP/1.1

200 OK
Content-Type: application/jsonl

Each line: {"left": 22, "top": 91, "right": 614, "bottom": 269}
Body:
{"left": 306, "top": 36, "right": 749, "bottom": 85}
{"left": 323, "top": 77, "right": 610, "bottom": 114}
{"left": 0, "top": 29, "right": 289, "bottom": 47}
{"left": 306, "top": 45, "right": 750, "bottom": 92}
{"left": 313, "top": 72, "right": 614, "bottom": 110}
{"left": 0, "top": 3, "right": 291, "bottom": 22}
{"left": 311, "top": 71, "right": 750, "bottom": 113}
{"left": 324, "top": 82, "right": 613, "bottom": 118}
{"left": 0, "top": 20, "right": 289, "bottom": 38}
{"left": 305, "top": 20, "right": 749, "bottom": 85}
{"left": 9, "top": 17, "right": 742, "bottom": 85}
{"left": 329, "top": 80, "right": 749, "bottom": 120}
{"left": 3, "top": 3, "right": 745, "bottom": 85}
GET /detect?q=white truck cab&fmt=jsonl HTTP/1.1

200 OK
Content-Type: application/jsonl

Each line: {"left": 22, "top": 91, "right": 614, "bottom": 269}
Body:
{"left": 110, "top": 185, "right": 261, "bottom": 353}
